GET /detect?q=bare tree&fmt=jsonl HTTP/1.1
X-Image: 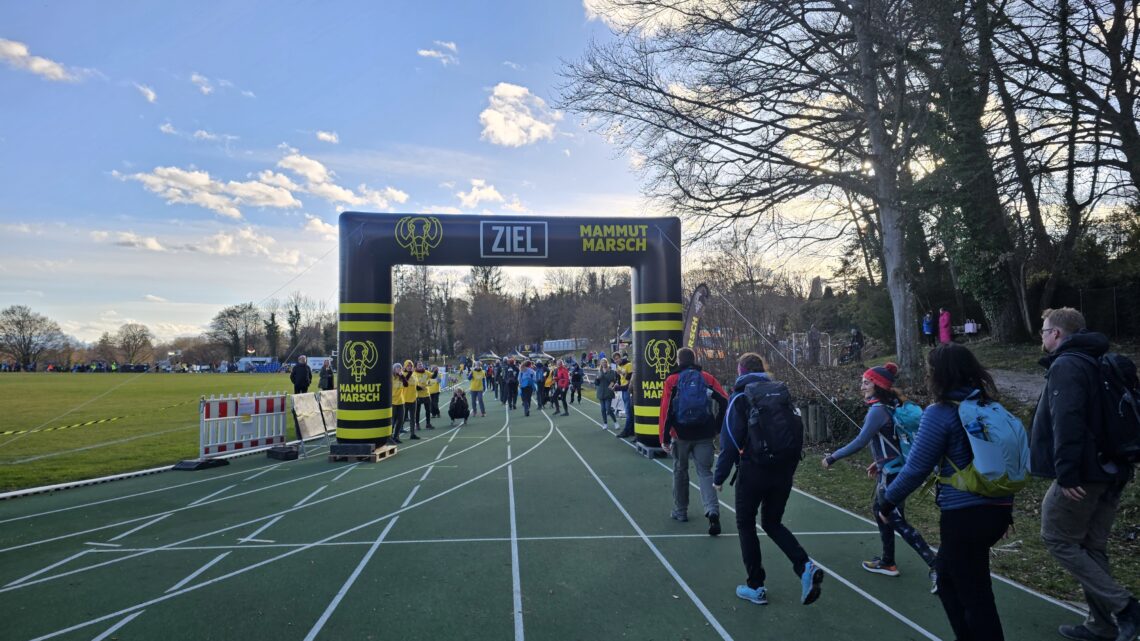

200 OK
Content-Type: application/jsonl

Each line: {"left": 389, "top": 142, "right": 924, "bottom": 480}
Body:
{"left": 115, "top": 323, "right": 154, "bottom": 364}
{"left": 0, "top": 305, "right": 65, "bottom": 369}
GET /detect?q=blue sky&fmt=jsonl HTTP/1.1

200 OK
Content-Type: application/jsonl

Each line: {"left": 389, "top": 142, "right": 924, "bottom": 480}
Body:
{"left": 0, "top": 0, "right": 654, "bottom": 342}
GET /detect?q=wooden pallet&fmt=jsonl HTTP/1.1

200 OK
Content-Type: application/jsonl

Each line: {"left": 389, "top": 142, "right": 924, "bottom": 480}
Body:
{"left": 329, "top": 444, "right": 397, "bottom": 463}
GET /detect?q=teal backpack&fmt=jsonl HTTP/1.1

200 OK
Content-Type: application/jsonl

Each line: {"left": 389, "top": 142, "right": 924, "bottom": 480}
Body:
{"left": 939, "top": 390, "right": 1030, "bottom": 497}
{"left": 878, "top": 400, "right": 923, "bottom": 475}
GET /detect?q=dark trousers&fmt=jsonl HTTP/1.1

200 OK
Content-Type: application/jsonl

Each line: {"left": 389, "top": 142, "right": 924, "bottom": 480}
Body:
{"left": 875, "top": 474, "right": 936, "bottom": 567}
{"left": 937, "top": 505, "right": 1012, "bottom": 641}
{"left": 571, "top": 383, "right": 582, "bottom": 403}
{"left": 734, "top": 463, "right": 809, "bottom": 589}
{"left": 404, "top": 403, "right": 416, "bottom": 434}
{"left": 390, "top": 404, "right": 403, "bottom": 441}
{"left": 507, "top": 383, "right": 518, "bottom": 409}
{"left": 553, "top": 387, "right": 568, "bottom": 413}
{"left": 415, "top": 397, "right": 433, "bottom": 428}
{"left": 430, "top": 392, "right": 440, "bottom": 417}
{"left": 521, "top": 387, "right": 533, "bottom": 414}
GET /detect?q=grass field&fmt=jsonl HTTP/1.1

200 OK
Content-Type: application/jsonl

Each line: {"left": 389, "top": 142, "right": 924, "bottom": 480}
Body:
{"left": 0, "top": 372, "right": 296, "bottom": 491}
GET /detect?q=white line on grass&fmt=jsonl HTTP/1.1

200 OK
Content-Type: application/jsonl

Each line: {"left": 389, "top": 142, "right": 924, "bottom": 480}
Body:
{"left": 165, "top": 552, "right": 230, "bottom": 593}
{"left": 555, "top": 426, "right": 734, "bottom": 641}
{"left": 4, "top": 425, "right": 197, "bottom": 464}
{"left": 187, "top": 485, "right": 235, "bottom": 507}
{"left": 90, "top": 610, "right": 145, "bottom": 641}
{"left": 108, "top": 513, "right": 173, "bottom": 542}
{"left": 294, "top": 485, "right": 327, "bottom": 508}
{"left": 23, "top": 415, "right": 553, "bottom": 641}
{"left": 303, "top": 518, "right": 399, "bottom": 641}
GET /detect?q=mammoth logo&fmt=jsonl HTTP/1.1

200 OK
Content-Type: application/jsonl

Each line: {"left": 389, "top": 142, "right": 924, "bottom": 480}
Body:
{"left": 644, "top": 339, "right": 678, "bottom": 380}
{"left": 395, "top": 216, "right": 443, "bottom": 261}
{"left": 341, "top": 340, "right": 378, "bottom": 383}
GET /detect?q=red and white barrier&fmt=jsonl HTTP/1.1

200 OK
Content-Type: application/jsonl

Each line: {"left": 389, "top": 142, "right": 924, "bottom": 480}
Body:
{"left": 199, "top": 392, "right": 288, "bottom": 458}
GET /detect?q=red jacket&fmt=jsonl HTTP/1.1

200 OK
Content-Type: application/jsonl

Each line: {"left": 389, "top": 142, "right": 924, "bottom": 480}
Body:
{"left": 658, "top": 366, "right": 729, "bottom": 444}
{"left": 556, "top": 365, "right": 570, "bottom": 389}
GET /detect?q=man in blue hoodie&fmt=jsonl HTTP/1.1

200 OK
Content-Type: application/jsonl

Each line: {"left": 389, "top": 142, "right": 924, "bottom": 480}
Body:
{"left": 1032, "top": 307, "right": 1138, "bottom": 641}
{"left": 713, "top": 352, "right": 823, "bottom": 607}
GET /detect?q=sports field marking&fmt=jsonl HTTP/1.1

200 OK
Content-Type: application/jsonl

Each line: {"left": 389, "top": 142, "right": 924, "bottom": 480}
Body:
{"left": 23, "top": 415, "right": 555, "bottom": 641}
{"left": 303, "top": 517, "right": 399, "bottom": 641}
{"left": 239, "top": 515, "right": 283, "bottom": 543}
{"left": 165, "top": 552, "right": 230, "bottom": 593}
{"left": 85, "top": 541, "right": 121, "bottom": 548}
{"left": 332, "top": 463, "right": 358, "bottom": 482}
{"left": 0, "top": 372, "right": 147, "bottom": 450}
{"left": 6, "top": 549, "right": 90, "bottom": 587}
{"left": 91, "top": 610, "right": 145, "bottom": 641}
{"left": 555, "top": 426, "right": 735, "bottom": 641}
{"left": 0, "top": 420, "right": 511, "bottom": 556}
{"left": 2, "top": 425, "right": 198, "bottom": 465}
{"left": 508, "top": 414, "right": 526, "bottom": 641}
{"left": 245, "top": 462, "right": 285, "bottom": 481}
{"left": 187, "top": 484, "right": 235, "bottom": 506}
{"left": 294, "top": 485, "right": 327, "bottom": 507}
{"left": 108, "top": 512, "right": 172, "bottom": 542}
{"left": 435, "top": 445, "right": 449, "bottom": 460}
{"left": 401, "top": 485, "right": 421, "bottom": 508}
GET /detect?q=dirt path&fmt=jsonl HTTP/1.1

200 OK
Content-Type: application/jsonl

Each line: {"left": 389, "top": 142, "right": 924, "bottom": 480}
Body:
{"left": 991, "top": 368, "right": 1044, "bottom": 406}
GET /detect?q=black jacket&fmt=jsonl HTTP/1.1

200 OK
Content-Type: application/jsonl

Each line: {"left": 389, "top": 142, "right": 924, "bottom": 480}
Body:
{"left": 291, "top": 363, "right": 312, "bottom": 392}
{"left": 318, "top": 366, "right": 334, "bottom": 391}
{"left": 1030, "top": 330, "right": 1114, "bottom": 487}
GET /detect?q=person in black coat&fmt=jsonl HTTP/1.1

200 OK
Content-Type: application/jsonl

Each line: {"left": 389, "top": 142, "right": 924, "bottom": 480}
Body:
{"left": 290, "top": 355, "right": 312, "bottom": 394}
{"left": 318, "top": 360, "right": 335, "bottom": 391}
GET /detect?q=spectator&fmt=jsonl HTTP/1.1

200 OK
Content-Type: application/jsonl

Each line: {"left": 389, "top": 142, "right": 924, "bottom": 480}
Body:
{"left": 319, "top": 360, "right": 335, "bottom": 391}
{"left": 938, "top": 308, "right": 952, "bottom": 344}
{"left": 595, "top": 358, "right": 618, "bottom": 429}
{"left": 290, "top": 355, "right": 312, "bottom": 394}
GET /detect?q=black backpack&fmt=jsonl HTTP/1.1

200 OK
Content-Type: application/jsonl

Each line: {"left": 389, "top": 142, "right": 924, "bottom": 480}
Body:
{"left": 506, "top": 368, "right": 518, "bottom": 384}
{"left": 1067, "top": 352, "right": 1140, "bottom": 465}
{"left": 742, "top": 380, "right": 804, "bottom": 466}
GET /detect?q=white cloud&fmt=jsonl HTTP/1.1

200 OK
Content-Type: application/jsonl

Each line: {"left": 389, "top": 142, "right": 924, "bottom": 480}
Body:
{"left": 193, "top": 129, "right": 218, "bottom": 141}
{"left": 241, "top": 90, "right": 256, "bottom": 98}
{"left": 195, "top": 226, "right": 301, "bottom": 265}
{"left": 417, "top": 41, "right": 459, "bottom": 66}
{"left": 144, "top": 294, "right": 168, "bottom": 303}
{"left": 456, "top": 179, "right": 504, "bottom": 209}
{"left": 479, "top": 83, "right": 562, "bottom": 147}
{"left": 1, "top": 223, "right": 39, "bottom": 234}
{"left": 0, "top": 38, "right": 80, "bottom": 82}
{"left": 277, "top": 147, "right": 408, "bottom": 209}
{"left": 159, "top": 122, "right": 176, "bottom": 135}
{"left": 502, "top": 196, "right": 528, "bottom": 213}
{"left": 190, "top": 72, "right": 214, "bottom": 94}
{"left": 316, "top": 130, "right": 339, "bottom": 144}
{"left": 583, "top": 0, "right": 710, "bottom": 34}
{"left": 502, "top": 61, "right": 522, "bottom": 70}
{"left": 135, "top": 83, "right": 157, "bottom": 103}
{"left": 91, "top": 230, "right": 166, "bottom": 251}
{"left": 118, "top": 166, "right": 302, "bottom": 219}
{"left": 422, "top": 205, "right": 463, "bottom": 215}
{"left": 303, "top": 214, "right": 337, "bottom": 241}
{"left": 563, "top": 149, "right": 571, "bottom": 157}
{"left": 628, "top": 149, "right": 647, "bottom": 170}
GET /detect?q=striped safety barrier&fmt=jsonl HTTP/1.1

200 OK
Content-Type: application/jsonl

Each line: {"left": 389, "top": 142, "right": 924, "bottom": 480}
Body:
{"left": 199, "top": 392, "right": 288, "bottom": 458}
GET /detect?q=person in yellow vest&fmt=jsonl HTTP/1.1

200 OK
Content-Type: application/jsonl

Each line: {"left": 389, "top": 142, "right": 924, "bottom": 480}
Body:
{"left": 542, "top": 365, "right": 555, "bottom": 410}
{"left": 468, "top": 364, "right": 487, "bottom": 417}
{"left": 429, "top": 365, "right": 442, "bottom": 418}
{"left": 616, "top": 353, "right": 636, "bottom": 438}
{"left": 402, "top": 360, "right": 419, "bottom": 439}
{"left": 414, "top": 361, "right": 434, "bottom": 430}
{"left": 390, "top": 363, "right": 405, "bottom": 445}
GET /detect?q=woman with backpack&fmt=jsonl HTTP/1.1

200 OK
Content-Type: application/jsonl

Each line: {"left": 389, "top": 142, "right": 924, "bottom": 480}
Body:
{"left": 595, "top": 358, "right": 618, "bottom": 429}
{"left": 518, "top": 361, "right": 538, "bottom": 416}
{"left": 877, "top": 344, "right": 1015, "bottom": 641}
{"left": 821, "top": 363, "right": 937, "bottom": 591}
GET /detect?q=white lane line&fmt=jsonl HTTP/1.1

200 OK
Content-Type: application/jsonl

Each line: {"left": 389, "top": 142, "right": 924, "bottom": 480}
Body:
{"left": 332, "top": 464, "right": 358, "bottom": 482}
{"left": 239, "top": 515, "right": 283, "bottom": 543}
{"left": 508, "top": 451, "right": 525, "bottom": 641}
{"left": 165, "top": 552, "right": 230, "bottom": 593}
{"left": 419, "top": 466, "right": 433, "bottom": 482}
{"left": 25, "top": 415, "right": 549, "bottom": 641}
{"left": 239, "top": 538, "right": 275, "bottom": 544}
{"left": 187, "top": 485, "right": 235, "bottom": 507}
{"left": 84, "top": 542, "right": 121, "bottom": 548}
{"left": 6, "top": 550, "right": 90, "bottom": 587}
{"left": 400, "top": 486, "right": 421, "bottom": 509}
{"left": 90, "top": 610, "right": 145, "bottom": 641}
{"left": 555, "top": 425, "right": 733, "bottom": 641}
{"left": 435, "top": 445, "right": 449, "bottom": 461}
{"left": 302, "top": 518, "right": 399, "bottom": 641}
{"left": 108, "top": 513, "right": 173, "bottom": 542}
{"left": 810, "top": 559, "right": 941, "bottom": 640}
{"left": 244, "top": 463, "right": 284, "bottom": 481}
{"left": 294, "top": 485, "right": 328, "bottom": 508}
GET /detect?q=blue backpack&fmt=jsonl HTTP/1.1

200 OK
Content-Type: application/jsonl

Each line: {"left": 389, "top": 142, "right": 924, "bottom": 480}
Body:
{"left": 878, "top": 400, "right": 923, "bottom": 475}
{"left": 940, "top": 390, "right": 1030, "bottom": 496}
{"left": 673, "top": 368, "right": 712, "bottom": 428}
{"left": 518, "top": 369, "right": 535, "bottom": 389}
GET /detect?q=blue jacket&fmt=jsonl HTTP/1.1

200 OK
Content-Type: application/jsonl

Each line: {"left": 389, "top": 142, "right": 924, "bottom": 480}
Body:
{"left": 713, "top": 372, "right": 773, "bottom": 485}
{"left": 829, "top": 402, "right": 894, "bottom": 467}
{"left": 884, "top": 388, "right": 1013, "bottom": 511}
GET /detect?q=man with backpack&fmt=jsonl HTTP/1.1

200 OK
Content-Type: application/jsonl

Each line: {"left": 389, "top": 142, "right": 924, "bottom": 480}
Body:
{"left": 658, "top": 347, "right": 729, "bottom": 534}
{"left": 713, "top": 352, "right": 824, "bottom": 607}
{"left": 1032, "top": 307, "right": 1139, "bottom": 641}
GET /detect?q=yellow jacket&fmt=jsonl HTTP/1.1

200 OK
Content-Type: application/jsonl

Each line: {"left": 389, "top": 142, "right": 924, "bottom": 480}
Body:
{"left": 470, "top": 370, "right": 485, "bottom": 392}
{"left": 413, "top": 371, "right": 431, "bottom": 398}
{"left": 428, "top": 371, "right": 441, "bottom": 394}
{"left": 401, "top": 370, "right": 416, "bottom": 405}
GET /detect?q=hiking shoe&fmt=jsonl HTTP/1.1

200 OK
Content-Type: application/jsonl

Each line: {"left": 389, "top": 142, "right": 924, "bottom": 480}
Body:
{"left": 671, "top": 511, "right": 688, "bottom": 522}
{"left": 736, "top": 585, "right": 768, "bottom": 605}
{"left": 861, "top": 558, "right": 900, "bottom": 577}
{"left": 928, "top": 568, "right": 939, "bottom": 594}
{"left": 409, "top": 434, "right": 421, "bottom": 440}
{"left": 800, "top": 560, "right": 824, "bottom": 605}
{"left": 1057, "top": 624, "right": 1113, "bottom": 641}
{"left": 1116, "top": 598, "right": 1140, "bottom": 641}
{"left": 707, "top": 513, "right": 721, "bottom": 536}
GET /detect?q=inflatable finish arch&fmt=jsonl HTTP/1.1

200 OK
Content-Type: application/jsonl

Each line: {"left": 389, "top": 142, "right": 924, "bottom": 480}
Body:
{"left": 336, "top": 212, "right": 682, "bottom": 448}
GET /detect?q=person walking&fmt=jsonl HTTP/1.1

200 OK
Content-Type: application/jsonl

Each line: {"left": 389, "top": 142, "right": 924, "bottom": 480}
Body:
{"left": 714, "top": 352, "right": 824, "bottom": 607}
{"left": 879, "top": 344, "right": 1014, "bottom": 641}
{"left": 554, "top": 359, "right": 570, "bottom": 416}
{"left": 1032, "top": 307, "right": 1139, "bottom": 641}
{"left": 595, "top": 358, "right": 618, "bottom": 429}
{"left": 290, "top": 355, "right": 312, "bottom": 394}
{"left": 822, "top": 363, "right": 937, "bottom": 591}
{"left": 318, "top": 359, "right": 335, "bottom": 391}
{"left": 570, "top": 361, "right": 584, "bottom": 404}
{"left": 659, "top": 347, "right": 728, "bottom": 534}
{"left": 518, "top": 361, "right": 537, "bottom": 416}
{"left": 468, "top": 364, "right": 487, "bottom": 417}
